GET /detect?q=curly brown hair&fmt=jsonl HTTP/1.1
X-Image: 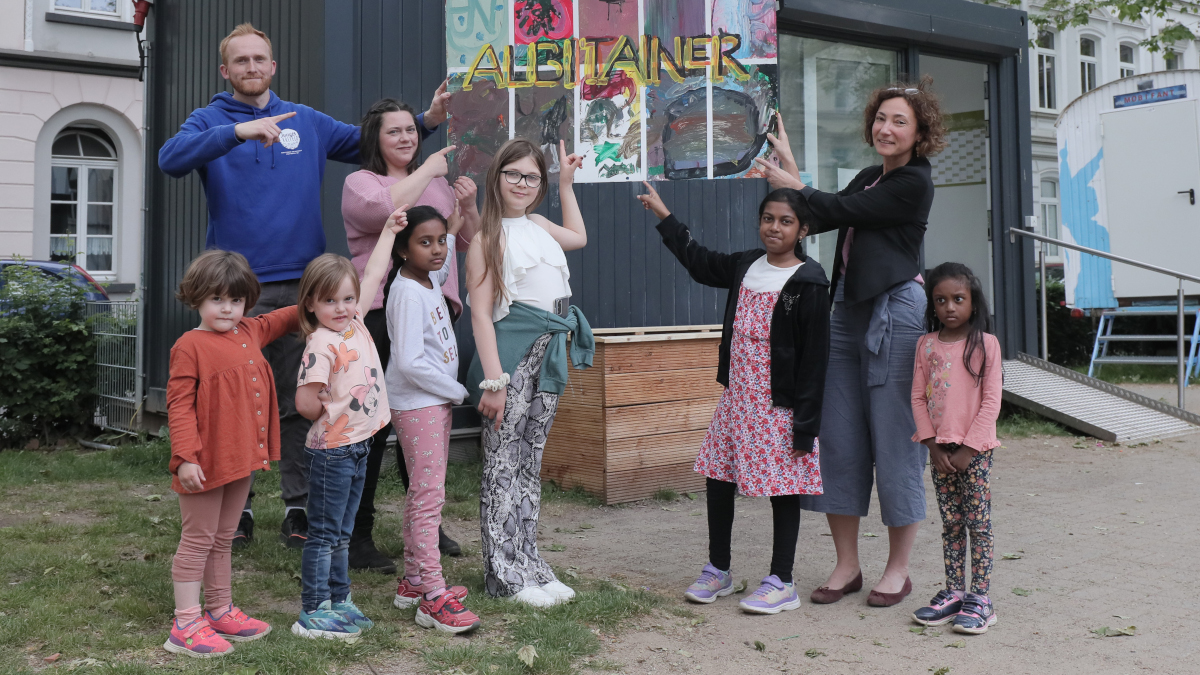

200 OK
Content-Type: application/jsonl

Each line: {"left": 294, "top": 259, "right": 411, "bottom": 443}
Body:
{"left": 862, "top": 75, "right": 948, "bottom": 158}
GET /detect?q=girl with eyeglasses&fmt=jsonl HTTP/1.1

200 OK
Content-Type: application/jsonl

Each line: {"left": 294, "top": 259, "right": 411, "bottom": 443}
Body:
{"left": 465, "top": 138, "right": 595, "bottom": 607}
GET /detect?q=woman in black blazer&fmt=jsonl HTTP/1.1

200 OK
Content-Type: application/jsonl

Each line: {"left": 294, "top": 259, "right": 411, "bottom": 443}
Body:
{"left": 757, "top": 79, "right": 948, "bottom": 608}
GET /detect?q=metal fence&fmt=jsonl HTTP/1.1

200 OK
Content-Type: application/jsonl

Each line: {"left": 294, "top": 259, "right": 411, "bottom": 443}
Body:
{"left": 87, "top": 301, "right": 142, "bottom": 434}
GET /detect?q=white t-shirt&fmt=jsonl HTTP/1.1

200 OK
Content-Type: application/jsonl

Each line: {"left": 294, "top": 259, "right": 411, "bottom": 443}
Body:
{"left": 742, "top": 256, "right": 803, "bottom": 293}
{"left": 385, "top": 235, "right": 469, "bottom": 411}
{"left": 495, "top": 215, "right": 571, "bottom": 321}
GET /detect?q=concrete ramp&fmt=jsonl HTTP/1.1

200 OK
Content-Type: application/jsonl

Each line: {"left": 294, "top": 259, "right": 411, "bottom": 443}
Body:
{"left": 1002, "top": 353, "right": 1200, "bottom": 443}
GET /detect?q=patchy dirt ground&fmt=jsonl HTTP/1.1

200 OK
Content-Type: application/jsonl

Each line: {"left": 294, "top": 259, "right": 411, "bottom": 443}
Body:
{"left": 391, "top": 430, "right": 1200, "bottom": 675}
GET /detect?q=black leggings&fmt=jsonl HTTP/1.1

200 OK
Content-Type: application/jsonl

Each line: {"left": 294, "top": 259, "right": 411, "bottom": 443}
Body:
{"left": 706, "top": 478, "right": 801, "bottom": 583}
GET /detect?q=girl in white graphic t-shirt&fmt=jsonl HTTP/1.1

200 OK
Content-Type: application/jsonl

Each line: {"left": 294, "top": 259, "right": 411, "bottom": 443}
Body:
{"left": 382, "top": 204, "right": 480, "bottom": 634}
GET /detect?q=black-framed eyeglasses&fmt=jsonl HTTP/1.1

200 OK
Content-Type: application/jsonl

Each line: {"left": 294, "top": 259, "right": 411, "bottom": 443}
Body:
{"left": 501, "top": 170, "right": 542, "bottom": 188}
{"left": 887, "top": 87, "right": 920, "bottom": 95}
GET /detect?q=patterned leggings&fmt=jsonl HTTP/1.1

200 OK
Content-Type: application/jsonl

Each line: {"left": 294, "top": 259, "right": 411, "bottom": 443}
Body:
{"left": 931, "top": 449, "right": 993, "bottom": 595}
{"left": 480, "top": 334, "right": 560, "bottom": 597}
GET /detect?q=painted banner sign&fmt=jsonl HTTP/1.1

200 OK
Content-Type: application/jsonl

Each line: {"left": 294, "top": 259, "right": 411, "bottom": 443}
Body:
{"left": 1113, "top": 84, "right": 1187, "bottom": 109}
{"left": 445, "top": 0, "right": 779, "bottom": 184}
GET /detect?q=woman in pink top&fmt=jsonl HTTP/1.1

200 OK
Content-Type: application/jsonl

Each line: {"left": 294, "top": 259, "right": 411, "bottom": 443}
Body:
{"left": 910, "top": 262, "right": 1001, "bottom": 636}
{"left": 341, "top": 97, "right": 480, "bottom": 572}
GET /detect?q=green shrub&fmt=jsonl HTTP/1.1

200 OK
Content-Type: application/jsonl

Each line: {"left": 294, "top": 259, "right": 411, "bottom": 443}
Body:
{"left": 1037, "top": 280, "right": 1096, "bottom": 367}
{"left": 0, "top": 263, "right": 96, "bottom": 447}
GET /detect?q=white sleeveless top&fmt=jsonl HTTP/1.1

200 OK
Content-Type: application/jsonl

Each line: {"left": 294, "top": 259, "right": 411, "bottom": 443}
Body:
{"left": 491, "top": 215, "right": 571, "bottom": 322}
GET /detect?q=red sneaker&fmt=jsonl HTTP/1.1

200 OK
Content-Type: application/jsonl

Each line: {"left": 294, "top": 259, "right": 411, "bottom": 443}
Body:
{"left": 163, "top": 617, "right": 233, "bottom": 658}
{"left": 394, "top": 578, "right": 469, "bottom": 608}
{"left": 206, "top": 606, "right": 272, "bottom": 642}
{"left": 415, "top": 592, "right": 481, "bottom": 634}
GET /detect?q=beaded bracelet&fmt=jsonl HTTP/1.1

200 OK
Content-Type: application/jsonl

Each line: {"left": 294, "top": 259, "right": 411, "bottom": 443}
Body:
{"left": 478, "top": 373, "right": 510, "bottom": 392}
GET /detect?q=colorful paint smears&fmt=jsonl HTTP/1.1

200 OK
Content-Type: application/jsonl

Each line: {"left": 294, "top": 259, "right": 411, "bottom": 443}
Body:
{"left": 445, "top": 0, "right": 778, "bottom": 184}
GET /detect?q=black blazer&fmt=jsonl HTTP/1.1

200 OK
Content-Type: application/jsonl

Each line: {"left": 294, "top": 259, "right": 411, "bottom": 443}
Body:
{"left": 656, "top": 215, "right": 831, "bottom": 453}
{"left": 802, "top": 154, "right": 934, "bottom": 306}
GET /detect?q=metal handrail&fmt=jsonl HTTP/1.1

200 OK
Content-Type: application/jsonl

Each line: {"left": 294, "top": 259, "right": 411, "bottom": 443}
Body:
{"left": 1009, "top": 227, "right": 1197, "bottom": 409}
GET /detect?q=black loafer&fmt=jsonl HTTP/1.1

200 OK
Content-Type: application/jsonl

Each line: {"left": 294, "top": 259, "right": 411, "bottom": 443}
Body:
{"left": 279, "top": 509, "right": 308, "bottom": 549}
{"left": 438, "top": 526, "right": 462, "bottom": 557}
{"left": 231, "top": 511, "right": 254, "bottom": 551}
{"left": 348, "top": 538, "right": 397, "bottom": 574}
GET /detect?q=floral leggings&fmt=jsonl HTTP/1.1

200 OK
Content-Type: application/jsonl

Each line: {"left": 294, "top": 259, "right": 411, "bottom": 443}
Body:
{"left": 931, "top": 449, "right": 993, "bottom": 595}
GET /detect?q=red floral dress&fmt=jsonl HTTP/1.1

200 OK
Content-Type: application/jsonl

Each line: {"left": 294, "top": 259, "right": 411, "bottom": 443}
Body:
{"left": 694, "top": 285, "right": 823, "bottom": 497}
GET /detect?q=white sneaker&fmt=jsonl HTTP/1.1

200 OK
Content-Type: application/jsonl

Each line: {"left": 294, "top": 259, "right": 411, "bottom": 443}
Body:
{"left": 541, "top": 580, "right": 576, "bottom": 602}
{"left": 511, "top": 586, "right": 559, "bottom": 608}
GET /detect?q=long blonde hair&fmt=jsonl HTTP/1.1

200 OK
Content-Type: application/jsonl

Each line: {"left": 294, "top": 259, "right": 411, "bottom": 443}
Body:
{"left": 478, "top": 139, "right": 548, "bottom": 307}
{"left": 297, "top": 253, "right": 359, "bottom": 337}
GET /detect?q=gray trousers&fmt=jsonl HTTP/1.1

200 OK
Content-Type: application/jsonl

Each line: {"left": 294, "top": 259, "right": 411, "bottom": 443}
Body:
{"left": 797, "top": 280, "right": 928, "bottom": 528}
{"left": 479, "top": 334, "right": 559, "bottom": 597}
{"left": 244, "top": 279, "right": 310, "bottom": 510}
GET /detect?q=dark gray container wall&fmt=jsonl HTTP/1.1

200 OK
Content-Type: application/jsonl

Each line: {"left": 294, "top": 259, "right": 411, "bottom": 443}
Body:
{"left": 144, "top": 0, "right": 325, "bottom": 409}
{"left": 319, "top": 2, "right": 767, "bottom": 329}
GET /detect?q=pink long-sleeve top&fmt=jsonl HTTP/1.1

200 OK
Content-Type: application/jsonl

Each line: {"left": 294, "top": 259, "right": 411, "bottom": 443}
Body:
{"left": 910, "top": 331, "right": 1003, "bottom": 452}
{"left": 341, "top": 169, "right": 469, "bottom": 314}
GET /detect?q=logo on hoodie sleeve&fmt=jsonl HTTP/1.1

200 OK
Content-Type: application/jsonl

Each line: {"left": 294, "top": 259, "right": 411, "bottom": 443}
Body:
{"left": 280, "top": 128, "right": 301, "bottom": 152}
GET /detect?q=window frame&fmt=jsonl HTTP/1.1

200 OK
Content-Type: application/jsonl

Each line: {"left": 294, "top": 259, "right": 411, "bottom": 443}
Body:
{"left": 1039, "top": 175, "right": 1062, "bottom": 263}
{"left": 1165, "top": 50, "right": 1182, "bottom": 70}
{"left": 49, "top": 0, "right": 124, "bottom": 19}
{"left": 1119, "top": 43, "right": 1136, "bottom": 79}
{"left": 1035, "top": 30, "right": 1058, "bottom": 110}
{"left": 1079, "top": 35, "right": 1100, "bottom": 94}
{"left": 49, "top": 131, "right": 119, "bottom": 277}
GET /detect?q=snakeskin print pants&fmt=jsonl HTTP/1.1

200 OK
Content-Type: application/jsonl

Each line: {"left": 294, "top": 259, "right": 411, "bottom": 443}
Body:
{"left": 480, "top": 333, "right": 560, "bottom": 597}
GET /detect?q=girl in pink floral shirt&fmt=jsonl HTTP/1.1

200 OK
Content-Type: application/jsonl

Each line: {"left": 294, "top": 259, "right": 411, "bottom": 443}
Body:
{"left": 910, "top": 262, "right": 1002, "bottom": 636}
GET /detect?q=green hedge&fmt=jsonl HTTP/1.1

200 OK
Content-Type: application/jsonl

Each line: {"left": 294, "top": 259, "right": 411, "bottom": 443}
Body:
{"left": 0, "top": 264, "right": 97, "bottom": 447}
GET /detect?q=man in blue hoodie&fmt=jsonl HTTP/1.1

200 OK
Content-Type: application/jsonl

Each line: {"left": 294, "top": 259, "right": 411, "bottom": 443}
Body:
{"left": 159, "top": 23, "right": 447, "bottom": 550}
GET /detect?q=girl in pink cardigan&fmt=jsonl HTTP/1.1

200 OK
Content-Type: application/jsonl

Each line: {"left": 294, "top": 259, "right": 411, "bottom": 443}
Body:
{"left": 909, "top": 262, "right": 1001, "bottom": 636}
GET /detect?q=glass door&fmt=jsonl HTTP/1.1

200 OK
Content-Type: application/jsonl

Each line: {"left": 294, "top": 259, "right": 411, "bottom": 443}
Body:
{"left": 777, "top": 37, "right": 901, "bottom": 270}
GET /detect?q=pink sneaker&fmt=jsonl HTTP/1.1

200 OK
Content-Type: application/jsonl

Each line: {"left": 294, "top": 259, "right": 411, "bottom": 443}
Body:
{"left": 163, "top": 617, "right": 233, "bottom": 658}
{"left": 394, "top": 578, "right": 469, "bottom": 608}
{"left": 206, "top": 606, "right": 272, "bottom": 642}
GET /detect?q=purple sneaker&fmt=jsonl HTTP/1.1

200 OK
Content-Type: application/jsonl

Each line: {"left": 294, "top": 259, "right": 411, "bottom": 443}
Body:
{"left": 684, "top": 563, "right": 734, "bottom": 604}
{"left": 912, "top": 589, "right": 964, "bottom": 626}
{"left": 739, "top": 575, "right": 802, "bottom": 614}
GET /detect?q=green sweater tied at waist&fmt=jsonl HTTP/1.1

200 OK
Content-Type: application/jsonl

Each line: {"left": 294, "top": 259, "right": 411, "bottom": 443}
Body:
{"left": 467, "top": 302, "right": 594, "bottom": 407}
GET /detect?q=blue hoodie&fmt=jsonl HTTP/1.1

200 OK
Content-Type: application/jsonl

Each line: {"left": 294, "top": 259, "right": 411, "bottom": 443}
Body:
{"left": 161, "top": 91, "right": 415, "bottom": 283}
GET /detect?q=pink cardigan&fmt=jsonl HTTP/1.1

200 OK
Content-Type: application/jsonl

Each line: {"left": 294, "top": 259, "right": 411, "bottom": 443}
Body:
{"left": 910, "top": 332, "right": 1003, "bottom": 453}
{"left": 341, "top": 170, "right": 469, "bottom": 314}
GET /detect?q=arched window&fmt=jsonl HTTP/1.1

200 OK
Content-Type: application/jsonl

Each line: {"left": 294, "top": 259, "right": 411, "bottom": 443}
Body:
{"left": 1035, "top": 30, "right": 1057, "bottom": 109}
{"left": 1119, "top": 43, "right": 1136, "bottom": 78}
{"left": 1080, "top": 37, "right": 1099, "bottom": 93}
{"left": 50, "top": 128, "right": 117, "bottom": 274}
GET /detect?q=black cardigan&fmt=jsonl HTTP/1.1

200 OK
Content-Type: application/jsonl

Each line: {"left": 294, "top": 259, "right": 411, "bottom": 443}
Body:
{"left": 801, "top": 154, "right": 934, "bottom": 306}
{"left": 656, "top": 215, "right": 831, "bottom": 453}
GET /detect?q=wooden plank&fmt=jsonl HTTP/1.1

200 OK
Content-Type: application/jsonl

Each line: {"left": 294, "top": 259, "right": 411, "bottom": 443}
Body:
{"left": 557, "top": 359, "right": 605, "bottom": 408}
{"left": 546, "top": 403, "right": 605, "bottom": 442}
{"left": 603, "top": 339, "right": 721, "bottom": 374}
{"left": 603, "top": 368, "right": 724, "bottom": 407}
{"left": 606, "top": 430, "right": 706, "bottom": 471}
{"left": 592, "top": 324, "right": 722, "bottom": 337}
{"left": 604, "top": 463, "right": 707, "bottom": 505}
{"left": 605, "top": 397, "right": 719, "bottom": 439}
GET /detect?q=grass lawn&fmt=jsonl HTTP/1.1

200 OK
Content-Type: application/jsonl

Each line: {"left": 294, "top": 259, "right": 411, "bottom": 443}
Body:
{"left": 1071, "top": 362, "right": 1199, "bottom": 386}
{"left": 0, "top": 440, "right": 663, "bottom": 674}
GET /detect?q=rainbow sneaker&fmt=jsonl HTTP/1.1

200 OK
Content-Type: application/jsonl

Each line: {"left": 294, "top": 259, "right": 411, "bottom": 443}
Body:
{"left": 163, "top": 616, "right": 233, "bottom": 658}
{"left": 684, "top": 563, "right": 734, "bottom": 604}
{"left": 332, "top": 593, "right": 373, "bottom": 630}
{"left": 291, "top": 600, "right": 362, "bottom": 642}
{"left": 739, "top": 575, "right": 802, "bottom": 614}
{"left": 205, "top": 606, "right": 271, "bottom": 642}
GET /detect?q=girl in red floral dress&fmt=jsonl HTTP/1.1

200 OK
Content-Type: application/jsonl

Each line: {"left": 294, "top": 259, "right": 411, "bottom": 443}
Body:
{"left": 637, "top": 184, "right": 831, "bottom": 615}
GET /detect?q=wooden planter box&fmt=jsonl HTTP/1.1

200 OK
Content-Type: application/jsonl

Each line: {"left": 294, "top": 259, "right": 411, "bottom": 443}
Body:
{"left": 541, "top": 326, "right": 724, "bottom": 504}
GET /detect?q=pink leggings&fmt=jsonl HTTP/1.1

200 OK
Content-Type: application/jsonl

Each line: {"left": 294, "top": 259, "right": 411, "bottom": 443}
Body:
{"left": 172, "top": 475, "right": 252, "bottom": 609}
{"left": 392, "top": 404, "right": 451, "bottom": 593}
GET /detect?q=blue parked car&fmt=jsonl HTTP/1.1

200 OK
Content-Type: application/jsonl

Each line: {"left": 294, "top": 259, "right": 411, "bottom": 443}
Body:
{"left": 0, "top": 259, "right": 110, "bottom": 302}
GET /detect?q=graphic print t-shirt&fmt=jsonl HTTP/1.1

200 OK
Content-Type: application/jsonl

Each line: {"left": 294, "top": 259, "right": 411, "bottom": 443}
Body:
{"left": 298, "top": 310, "right": 389, "bottom": 449}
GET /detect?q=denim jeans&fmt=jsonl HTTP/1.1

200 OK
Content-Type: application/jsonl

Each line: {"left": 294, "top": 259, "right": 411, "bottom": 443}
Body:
{"left": 301, "top": 439, "right": 370, "bottom": 612}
